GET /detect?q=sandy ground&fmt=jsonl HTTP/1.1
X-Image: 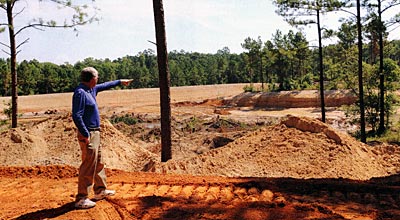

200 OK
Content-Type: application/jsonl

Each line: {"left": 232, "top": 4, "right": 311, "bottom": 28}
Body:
{"left": 0, "top": 84, "right": 399, "bottom": 220}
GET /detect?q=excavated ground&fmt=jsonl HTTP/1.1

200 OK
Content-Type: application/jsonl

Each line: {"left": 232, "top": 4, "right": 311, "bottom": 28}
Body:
{"left": 0, "top": 84, "right": 399, "bottom": 220}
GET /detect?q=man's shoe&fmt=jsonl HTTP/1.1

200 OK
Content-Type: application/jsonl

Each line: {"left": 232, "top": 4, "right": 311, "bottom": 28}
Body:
{"left": 75, "top": 198, "right": 96, "bottom": 209}
{"left": 94, "top": 189, "right": 116, "bottom": 201}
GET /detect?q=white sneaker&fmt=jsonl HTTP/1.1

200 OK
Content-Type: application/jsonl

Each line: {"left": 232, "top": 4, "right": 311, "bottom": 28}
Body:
{"left": 94, "top": 189, "right": 116, "bottom": 200}
{"left": 75, "top": 198, "right": 96, "bottom": 209}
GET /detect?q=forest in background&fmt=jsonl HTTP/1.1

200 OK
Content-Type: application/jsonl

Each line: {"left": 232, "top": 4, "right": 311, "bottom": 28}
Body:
{"left": 0, "top": 29, "right": 400, "bottom": 97}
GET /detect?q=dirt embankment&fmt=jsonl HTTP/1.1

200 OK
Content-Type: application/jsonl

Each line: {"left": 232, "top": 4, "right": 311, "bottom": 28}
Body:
{"left": 226, "top": 90, "right": 356, "bottom": 108}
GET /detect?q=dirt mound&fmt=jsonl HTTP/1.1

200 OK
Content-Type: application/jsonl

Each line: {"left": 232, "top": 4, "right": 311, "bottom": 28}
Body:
{"left": 1, "top": 113, "right": 399, "bottom": 180}
{"left": 0, "top": 114, "right": 158, "bottom": 171}
{"left": 152, "top": 116, "right": 399, "bottom": 180}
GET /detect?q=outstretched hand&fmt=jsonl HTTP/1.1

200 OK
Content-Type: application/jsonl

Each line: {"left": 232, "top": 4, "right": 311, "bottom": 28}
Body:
{"left": 121, "top": 79, "right": 133, "bottom": 86}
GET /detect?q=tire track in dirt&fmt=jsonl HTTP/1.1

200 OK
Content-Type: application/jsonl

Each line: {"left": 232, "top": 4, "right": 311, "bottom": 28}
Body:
{"left": 108, "top": 182, "right": 276, "bottom": 203}
{"left": 102, "top": 182, "right": 328, "bottom": 220}
{"left": 97, "top": 182, "right": 281, "bottom": 220}
{"left": 99, "top": 178, "right": 400, "bottom": 220}
{"left": 2, "top": 167, "right": 400, "bottom": 220}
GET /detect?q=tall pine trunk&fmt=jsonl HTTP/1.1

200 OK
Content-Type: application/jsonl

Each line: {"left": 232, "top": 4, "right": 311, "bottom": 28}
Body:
{"left": 378, "top": 0, "right": 385, "bottom": 134}
{"left": 153, "top": 0, "right": 172, "bottom": 162}
{"left": 357, "top": 0, "right": 366, "bottom": 142}
{"left": 317, "top": 9, "right": 326, "bottom": 123}
{"left": 6, "top": 1, "right": 18, "bottom": 128}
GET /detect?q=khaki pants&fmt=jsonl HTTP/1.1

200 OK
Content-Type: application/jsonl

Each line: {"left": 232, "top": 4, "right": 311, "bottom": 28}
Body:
{"left": 76, "top": 131, "right": 107, "bottom": 201}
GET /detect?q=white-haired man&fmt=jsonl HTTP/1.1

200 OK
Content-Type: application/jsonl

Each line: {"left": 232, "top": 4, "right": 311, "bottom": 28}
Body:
{"left": 72, "top": 67, "right": 132, "bottom": 209}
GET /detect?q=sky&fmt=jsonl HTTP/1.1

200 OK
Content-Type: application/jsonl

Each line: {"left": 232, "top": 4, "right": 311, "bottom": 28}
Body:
{"left": 0, "top": 0, "right": 398, "bottom": 65}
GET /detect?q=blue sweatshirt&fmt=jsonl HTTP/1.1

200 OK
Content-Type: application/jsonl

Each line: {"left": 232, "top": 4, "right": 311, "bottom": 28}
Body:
{"left": 72, "top": 80, "right": 121, "bottom": 137}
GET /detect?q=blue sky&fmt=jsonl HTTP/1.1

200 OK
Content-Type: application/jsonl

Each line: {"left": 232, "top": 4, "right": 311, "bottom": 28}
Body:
{"left": 0, "top": 0, "right": 398, "bottom": 64}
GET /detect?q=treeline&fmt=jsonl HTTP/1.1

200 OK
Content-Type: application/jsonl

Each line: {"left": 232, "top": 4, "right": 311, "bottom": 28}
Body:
{"left": 0, "top": 49, "right": 249, "bottom": 96}
{"left": 0, "top": 30, "right": 400, "bottom": 97}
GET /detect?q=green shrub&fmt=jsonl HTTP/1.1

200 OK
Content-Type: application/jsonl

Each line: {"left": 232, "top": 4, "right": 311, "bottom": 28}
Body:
{"left": 110, "top": 114, "right": 139, "bottom": 125}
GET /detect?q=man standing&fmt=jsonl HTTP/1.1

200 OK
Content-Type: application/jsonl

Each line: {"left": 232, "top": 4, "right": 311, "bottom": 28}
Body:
{"left": 72, "top": 67, "right": 133, "bottom": 209}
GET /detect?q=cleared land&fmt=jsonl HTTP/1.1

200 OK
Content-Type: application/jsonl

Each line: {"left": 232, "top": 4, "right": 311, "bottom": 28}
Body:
{"left": 0, "top": 84, "right": 399, "bottom": 220}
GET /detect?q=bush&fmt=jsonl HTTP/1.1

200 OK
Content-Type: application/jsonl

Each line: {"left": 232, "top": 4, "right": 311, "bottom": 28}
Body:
{"left": 110, "top": 114, "right": 139, "bottom": 125}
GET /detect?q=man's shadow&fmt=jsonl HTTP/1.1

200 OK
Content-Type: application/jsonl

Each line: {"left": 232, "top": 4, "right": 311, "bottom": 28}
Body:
{"left": 14, "top": 202, "right": 76, "bottom": 220}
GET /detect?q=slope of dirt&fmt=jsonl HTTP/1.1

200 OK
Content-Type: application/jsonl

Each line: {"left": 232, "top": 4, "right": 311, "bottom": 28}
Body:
{"left": 0, "top": 114, "right": 158, "bottom": 171}
{"left": 226, "top": 90, "right": 357, "bottom": 108}
{"left": 0, "top": 85, "right": 400, "bottom": 220}
{"left": 2, "top": 113, "right": 399, "bottom": 180}
{"left": 151, "top": 115, "right": 400, "bottom": 180}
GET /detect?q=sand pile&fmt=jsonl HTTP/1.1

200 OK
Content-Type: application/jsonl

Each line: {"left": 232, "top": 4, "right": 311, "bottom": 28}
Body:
{"left": 0, "top": 114, "right": 158, "bottom": 171}
{"left": 0, "top": 113, "right": 399, "bottom": 180}
{"left": 151, "top": 115, "right": 400, "bottom": 180}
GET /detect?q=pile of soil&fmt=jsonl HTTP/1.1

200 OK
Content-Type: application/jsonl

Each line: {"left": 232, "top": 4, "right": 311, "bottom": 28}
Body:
{"left": 151, "top": 115, "right": 400, "bottom": 180}
{"left": 1, "top": 113, "right": 399, "bottom": 181}
{"left": 0, "top": 114, "right": 158, "bottom": 171}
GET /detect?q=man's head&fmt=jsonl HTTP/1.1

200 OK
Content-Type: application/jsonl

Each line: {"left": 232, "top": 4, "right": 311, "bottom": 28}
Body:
{"left": 81, "top": 67, "right": 99, "bottom": 88}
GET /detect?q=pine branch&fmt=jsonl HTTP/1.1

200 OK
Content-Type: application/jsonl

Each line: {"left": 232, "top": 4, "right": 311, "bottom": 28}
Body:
{"left": 0, "top": 41, "right": 10, "bottom": 49}
{"left": 14, "top": 20, "right": 89, "bottom": 36}
{"left": 16, "top": 38, "right": 29, "bottom": 49}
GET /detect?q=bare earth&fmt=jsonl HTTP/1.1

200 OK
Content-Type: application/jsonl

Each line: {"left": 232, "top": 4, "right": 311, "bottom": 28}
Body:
{"left": 0, "top": 84, "right": 399, "bottom": 220}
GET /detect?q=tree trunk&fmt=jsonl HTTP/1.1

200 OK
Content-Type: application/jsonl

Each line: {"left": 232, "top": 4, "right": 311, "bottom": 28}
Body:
{"left": 152, "top": 0, "right": 172, "bottom": 162}
{"left": 259, "top": 52, "right": 264, "bottom": 90}
{"left": 6, "top": 1, "right": 18, "bottom": 128}
{"left": 317, "top": 9, "right": 326, "bottom": 123}
{"left": 377, "top": 0, "right": 385, "bottom": 134}
{"left": 357, "top": 0, "right": 366, "bottom": 143}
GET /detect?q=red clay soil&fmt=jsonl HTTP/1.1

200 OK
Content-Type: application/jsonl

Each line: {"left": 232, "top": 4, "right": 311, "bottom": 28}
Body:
{"left": 1, "top": 165, "right": 400, "bottom": 220}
